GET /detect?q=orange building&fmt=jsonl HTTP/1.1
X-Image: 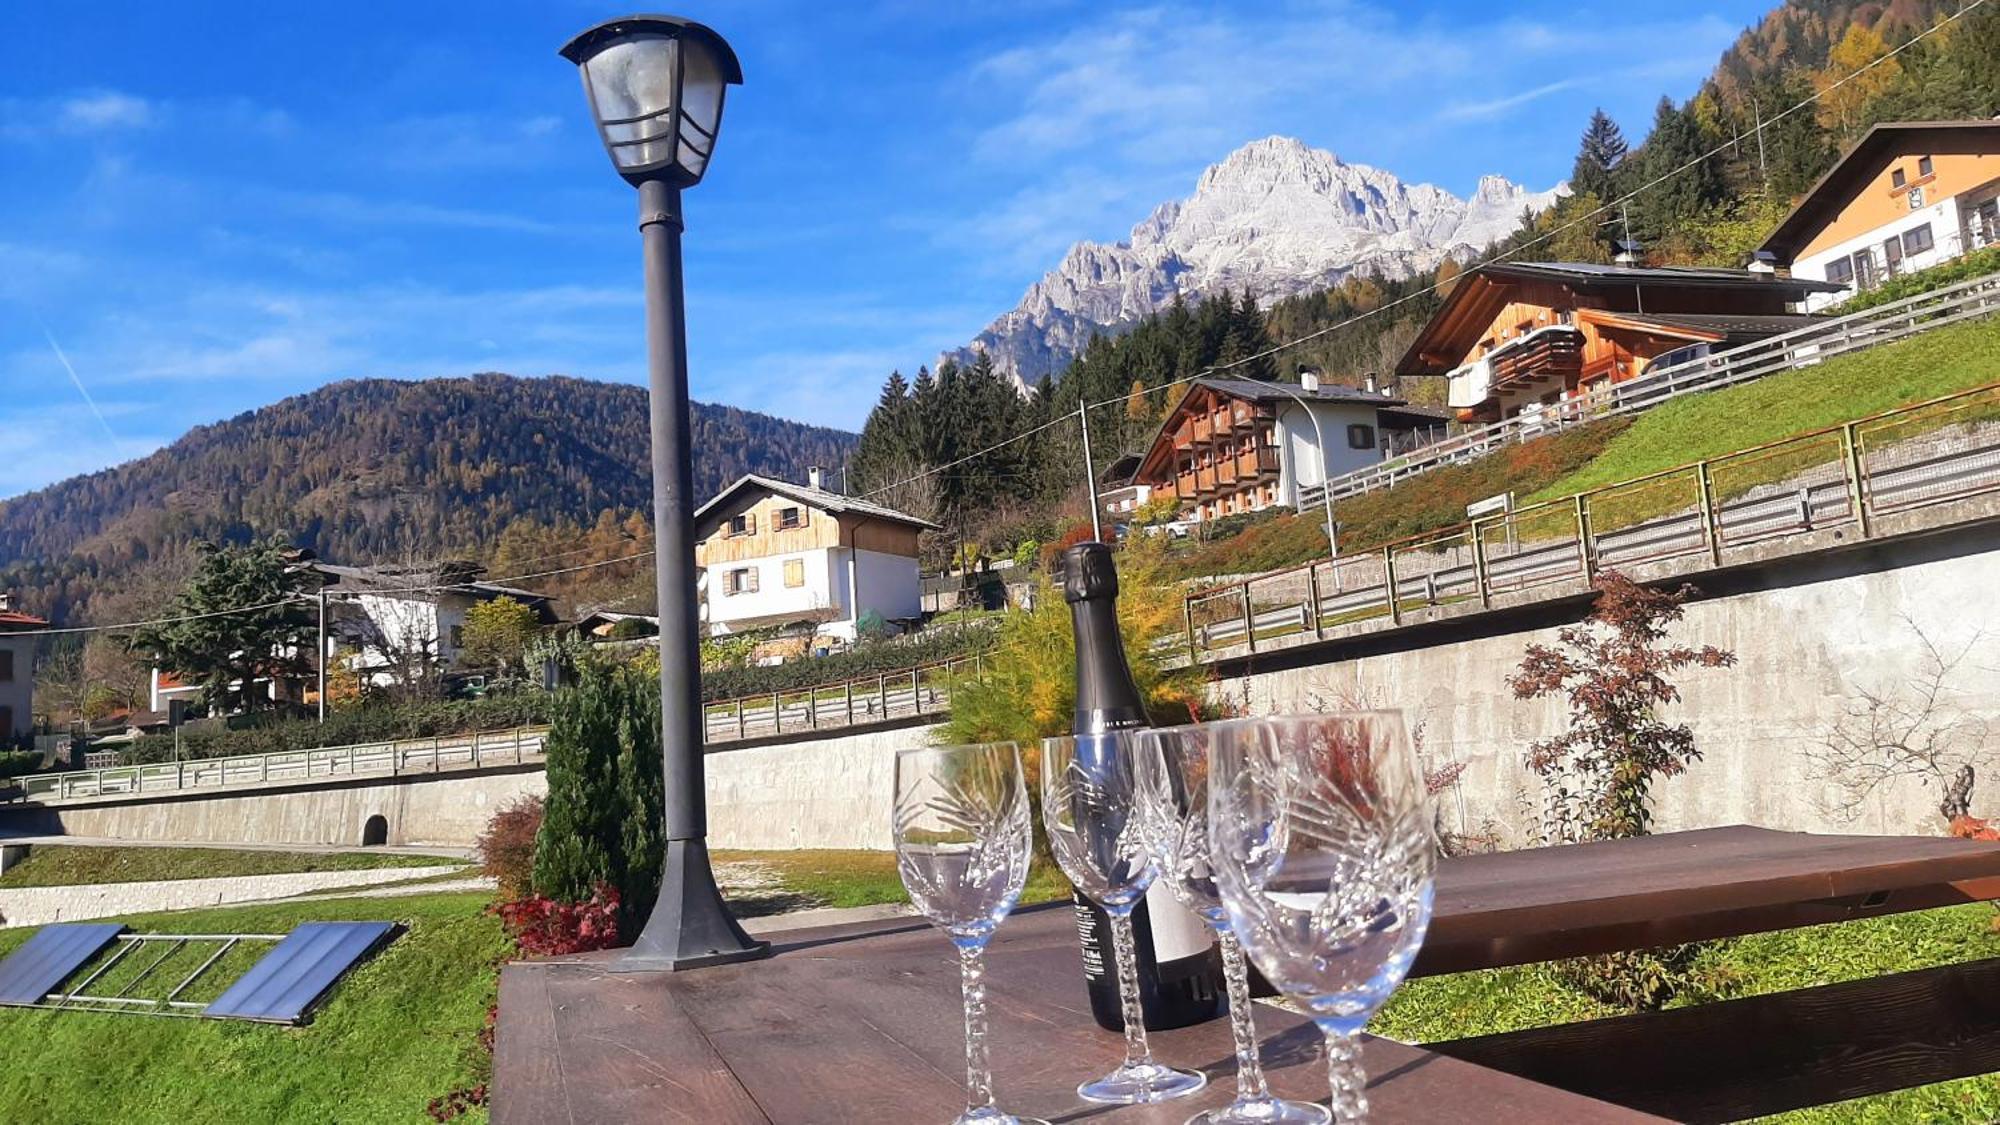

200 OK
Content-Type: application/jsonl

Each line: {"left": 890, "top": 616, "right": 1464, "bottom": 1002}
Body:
{"left": 1394, "top": 263, "right": 1839, "bottom": 423}
{"left": 1758, "top": 120, "right": 2000, "bottom": 310}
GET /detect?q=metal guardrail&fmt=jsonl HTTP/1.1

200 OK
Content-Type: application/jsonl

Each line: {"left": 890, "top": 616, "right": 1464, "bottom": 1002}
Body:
{"left": 5, "top": 727, "right": 549, "bottom": 805}
{"left": 1190, "top": 380, "right": 2000, "bottom": 658}
{"left": 1300, "top": 268, "right": 2000, "bottom": 509}
{"left": 700, "top": 653, "right": 984, "bottom": 743}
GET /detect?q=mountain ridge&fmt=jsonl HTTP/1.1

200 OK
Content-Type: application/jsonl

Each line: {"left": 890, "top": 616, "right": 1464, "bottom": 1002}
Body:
{"left": 947, "top": 136, "right": 1565, "bottom": 385}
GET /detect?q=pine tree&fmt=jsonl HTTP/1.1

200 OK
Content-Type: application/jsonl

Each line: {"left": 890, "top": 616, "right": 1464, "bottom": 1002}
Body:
{"left": 531, "top": 661, "right": 664, "bottom": 934}
{"left": 1571, "top": 109, "right": 1629, "bottom": 203}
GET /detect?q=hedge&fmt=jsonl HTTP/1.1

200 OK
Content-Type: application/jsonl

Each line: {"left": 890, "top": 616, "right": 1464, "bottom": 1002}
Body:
{"left": 696, "top": 624, "right": 994, "bottom": 702}
{"left": 124, "top": 693, "right": 554, "bottom": 764}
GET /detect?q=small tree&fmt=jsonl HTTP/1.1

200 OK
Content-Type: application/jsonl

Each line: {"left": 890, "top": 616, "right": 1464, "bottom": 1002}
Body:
{"left": 1509, "top": 572, "right": 1735, "bottom": 842}
{"left": 129, "top": 538, "right": 317, "bottom": 714}
{"left": 531, "top": 661, "right": 664, "bottom": 936}
{"left": 459, "top": 596, "right": 542, "bottom": 679}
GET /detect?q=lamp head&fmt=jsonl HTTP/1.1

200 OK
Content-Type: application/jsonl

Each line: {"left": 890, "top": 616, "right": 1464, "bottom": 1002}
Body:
{"left": 560, "top": 14, "right": 743, "bottom": 186}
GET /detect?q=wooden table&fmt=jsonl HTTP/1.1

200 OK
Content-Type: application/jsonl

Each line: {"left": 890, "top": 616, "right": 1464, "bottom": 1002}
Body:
{"left": 494, "top": 827, "right": 2000, "bottom": 1123}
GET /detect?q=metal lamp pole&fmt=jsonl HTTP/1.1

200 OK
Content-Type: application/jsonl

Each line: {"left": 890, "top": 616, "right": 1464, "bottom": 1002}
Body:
{"left": 561, "top": 14, "right": 767, "bottom": 972}
{"left": 1265, "top": 369, "right": 1340, "bottom": 561}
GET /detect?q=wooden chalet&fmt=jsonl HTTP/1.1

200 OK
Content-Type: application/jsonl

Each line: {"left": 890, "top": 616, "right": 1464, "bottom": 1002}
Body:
{"left": 1395, "top": 262, "right": 1841, "bottom": 423}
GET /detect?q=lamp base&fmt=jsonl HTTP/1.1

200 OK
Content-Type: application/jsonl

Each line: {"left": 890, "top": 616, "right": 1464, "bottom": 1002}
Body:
{"left": 612, "top": 838, "right": 772, "bottom": 972}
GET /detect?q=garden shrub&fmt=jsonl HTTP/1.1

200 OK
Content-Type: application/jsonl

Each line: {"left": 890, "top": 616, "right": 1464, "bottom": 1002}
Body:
{"left": 125, "top": 693, "right": 553, "bottom": 764}
{"left": 532, "top": 662, "right": 663, "bottom": 937}
{"left": 1827, "top": 245, "right": 2000, "bottom": 317}
{"left": 475, "top": 796, "right": 543, "bottom": 899}
{"left": 696, "top": 624, "right": 994, "bottom": 702}
{"left": 0, "top": 750, "right": 40, "bottom": 779}
{"left": 493, "top": 886, "right": 622, "bottom": 957}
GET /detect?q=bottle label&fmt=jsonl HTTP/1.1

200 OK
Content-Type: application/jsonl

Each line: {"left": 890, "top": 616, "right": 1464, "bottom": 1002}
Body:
{"left": 1143, "top": 881, "right": 1216, "bottom": 967}
{"left": 1072, "top": 899, "right": 1109, "bottom": 983}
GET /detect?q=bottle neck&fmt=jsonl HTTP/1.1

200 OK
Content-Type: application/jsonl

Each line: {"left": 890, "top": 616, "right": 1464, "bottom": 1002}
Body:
{"left": 1071, "top": 596, "right": 1148, "bottom": 733}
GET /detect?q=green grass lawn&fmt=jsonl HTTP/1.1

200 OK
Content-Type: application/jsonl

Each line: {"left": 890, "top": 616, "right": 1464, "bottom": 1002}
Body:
{"left": 0, "top": 845, "right": 466, "bottom": 889}
{"left": 0, "top": 890, "right": 503, "bottom": 1124}
{"left": 1376, "top": 903, "right": 2000, "bottom": 1123}
{"left": 713, "top": 847, "right": 1071, "bottom": 917}
{"left": 1528, "top": 313, "right": 2000, "bottom": 504}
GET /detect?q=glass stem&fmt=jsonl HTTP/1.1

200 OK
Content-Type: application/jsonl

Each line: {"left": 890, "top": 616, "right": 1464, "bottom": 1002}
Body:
{"left": 1321, "top": 1027, "right": 1369, "bottom": 1123}
{"left": 1218, "top": 929, "right": 1271, "bottom": 1101}
{"left": 958, "top": 943, "right": 996, "bottom": 1114}
{"left": 1107, "top": 911, "right": 1152, "bottom": 1068}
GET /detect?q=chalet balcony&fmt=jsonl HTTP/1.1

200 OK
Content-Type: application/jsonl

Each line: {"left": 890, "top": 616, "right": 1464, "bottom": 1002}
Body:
{"left": 1488, "top": 325, "right": 1583, "bottom": 394}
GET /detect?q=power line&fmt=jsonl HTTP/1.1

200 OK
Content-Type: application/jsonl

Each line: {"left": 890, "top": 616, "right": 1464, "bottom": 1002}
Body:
{"left": 859, "top": 0, "right": 1984, "bottom": 499}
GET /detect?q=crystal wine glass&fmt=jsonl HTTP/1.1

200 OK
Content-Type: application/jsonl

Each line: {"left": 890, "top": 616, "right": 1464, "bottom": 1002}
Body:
{"left": 1041, "top": 732, "right": 1207, "bottom": 1105}
{"left": 1138, "top": 721, "right": 1333, "bottom": 1125}
{"left": 1205, "top": 713, "right": 1436, "bottom": 1124}
{"left": 894, "top": 742, "right": 1050, "bottom": 1125}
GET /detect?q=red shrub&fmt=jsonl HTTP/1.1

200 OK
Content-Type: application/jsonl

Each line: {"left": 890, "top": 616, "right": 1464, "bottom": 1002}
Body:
{"left": 426, "top": 1084, "right": 488, "bottom": 1121}
{"left": 475, "top": 795, "right": 543, "bottom": 899}
{"left": 493, "top": 885, "right": 621, "bottom": 957}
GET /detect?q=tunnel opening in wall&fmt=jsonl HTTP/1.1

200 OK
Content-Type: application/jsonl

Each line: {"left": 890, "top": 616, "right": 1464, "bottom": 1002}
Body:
{"left": 361, "top": 814, "right": 389, "bottom": 847}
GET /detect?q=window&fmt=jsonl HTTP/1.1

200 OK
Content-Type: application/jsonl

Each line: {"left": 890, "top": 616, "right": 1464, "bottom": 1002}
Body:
{"left": 776, "top": 506, "right": 804, "bottom": 530}
{"left": 449, "top": 625, "right": 464, "bottom": 648}
{"left": 783, "top": 559, "right": 805, "bottom": 588}
{"left": 0, "top": 706, "right": 11, "bottom": 735}
{"left": 1346, "top": 423, "right": 1376, "bottom": 450}
{"left": 1883, "top": 235, "right": 1903, "bottom": 271}
{"left": 0, "top": 649, "right": 11, "bottom": 683}
{"left": 727, "top": 512, "right": 757, "bottom": 537}
{"left": 1891, "top": 168, "right": 1907, "bottom": 189}
{"left": 725, "top": 567, "right": 758, "bottom": 595}
{"left": 1825, "top": 256, "right": 1854, "bottom": 285}
{"left": 1919, "top": 155, "right": 1934, "bottom": 177}
{"left": 1903, "top": 223, "right": 1935, "bottom": 256}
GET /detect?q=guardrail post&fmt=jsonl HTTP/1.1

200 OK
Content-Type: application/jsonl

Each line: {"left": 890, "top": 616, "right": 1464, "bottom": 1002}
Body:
{"left": 260, "top": 755, "right": 269, "bottom": 784}
{"left": 772, "top": 690, "right": 782, "bottom": 734}
{"left": 1840, "top": 421, "right": 1872, "bottom": 537}
{"left": 1307, "top": 563, "right": 1324, "bottom": 638}
{"left": 1695, "top": 461, "right": 1722, "bottom": 564}
{"left": 1470, "top": 521, "right": 1492, "bottom": 609}
{"left": 1239, "top": 583, "right": 1255, "bottom": 652}
{"left": 911, "top": 668, "right": 922, "bottom": 710}
{"left": 1572, "top": 495, "right": 1596, "bottom": 582}
{"left": 807, "top": 688, "right": 817, "bottom": 729}
{"left": 876, "top": 673, "right": 887, "bottom": 718}
{"left": 1184, "top": 596, "right": 1199, "bottom": 659}
{"left": 1383, "top": 547, "right": 1401, "bottom": 625}
{"left": 177, "top": 760, "right": 185, "bottom": 790}
{"left": 736, "top": 699, "right": 746, "bottom": 740}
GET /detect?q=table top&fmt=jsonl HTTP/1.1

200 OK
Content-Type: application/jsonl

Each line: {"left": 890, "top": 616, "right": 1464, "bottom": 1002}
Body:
{"left": 494, "top": 825, "right": 2000, "bottom": 1123}
{"left": 1418, "top": 825, "right": 2000, "bottom": 975}
{"left": 495, "top": 903, "right": 1667, "bottom": 1124}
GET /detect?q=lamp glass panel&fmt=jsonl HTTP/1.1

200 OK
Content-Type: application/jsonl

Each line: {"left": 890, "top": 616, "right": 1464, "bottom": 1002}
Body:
{"left": 674, "top": 40, "right": 725, "bottom": 179}
{"left": 584, "top": 34, "right": 681, "bottom": 171}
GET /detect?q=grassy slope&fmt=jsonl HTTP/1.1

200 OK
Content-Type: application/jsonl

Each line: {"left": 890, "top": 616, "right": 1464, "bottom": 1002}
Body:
{"left": 713, "top": 848, "right": 1070, "bottom": 916}
{"left": 0, "top": 891, "right": 502, "bottom": 1124}
{"left": 1529, "top": 313, "right": 2000, "bottom": 503}
{"left": 1378, "top": 903, "right": 2000, "bottom": 1123}
{"left": 0, "top": 845, "right": 463, "bottom": 889}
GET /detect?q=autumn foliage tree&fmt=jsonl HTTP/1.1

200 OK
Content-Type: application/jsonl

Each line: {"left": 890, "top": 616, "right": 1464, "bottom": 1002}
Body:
{"left": 1509, "top": 572, "right": 1736, "bottom": 842}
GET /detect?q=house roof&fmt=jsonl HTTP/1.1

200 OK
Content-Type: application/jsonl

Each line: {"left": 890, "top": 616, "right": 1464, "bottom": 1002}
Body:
{"left": 1583, "top": 310, "right": 1823, "bottom": 345}
{"left": 0, "top": 610, "right": 49, "bottom": 631}
{"left": 1190, "top": 376, "right": 1408, "bottom": 407}
{"left": 309, "top": 561, "right": 555, "bottom": 608}
{"left": 1758, "top": 120, "right": 2000, "bottom": 261}
{"left": 693, "top": 474, "right": 941, "bottom": 535}
{"left": 1396, "top": 261, "right": 1843, "bottom": 377}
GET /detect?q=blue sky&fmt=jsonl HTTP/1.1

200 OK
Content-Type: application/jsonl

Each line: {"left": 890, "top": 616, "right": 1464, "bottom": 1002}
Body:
{"left": 0, "top": 0, "right": 1770, "bottom": 498}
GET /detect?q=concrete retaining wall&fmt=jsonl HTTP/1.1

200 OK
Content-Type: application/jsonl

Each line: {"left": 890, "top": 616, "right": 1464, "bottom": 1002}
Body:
{"left": 0, "top": 864, "right": 462, "bottom": 928}
{"left": 706, "top": 723, "right": 945, "bottom": 850}
{"left": 1222, "top": 539, "right": 2000, "bottom": 845}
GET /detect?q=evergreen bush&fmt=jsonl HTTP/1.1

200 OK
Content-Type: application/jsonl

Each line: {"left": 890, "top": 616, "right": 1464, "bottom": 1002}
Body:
{"left": 530, "top": 662, "right": 663, "bottom": 936}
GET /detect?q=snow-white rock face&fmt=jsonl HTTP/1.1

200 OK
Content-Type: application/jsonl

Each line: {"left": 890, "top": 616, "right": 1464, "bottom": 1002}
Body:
{"left": 949, "top": 136, "right": 1566, "bottom": 389}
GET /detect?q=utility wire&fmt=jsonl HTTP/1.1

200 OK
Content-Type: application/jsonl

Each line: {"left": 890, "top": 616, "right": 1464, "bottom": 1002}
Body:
{"left": 858, "top": 0, "right": 1985, "bottom": 500}
{"left": 23, "top": 0, "right": 1982, "bottom": 638}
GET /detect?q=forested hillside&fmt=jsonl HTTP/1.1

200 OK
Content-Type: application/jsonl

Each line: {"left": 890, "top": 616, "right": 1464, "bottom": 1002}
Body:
{"left": 0, "top": 374, "right": 855, "bottom": 625}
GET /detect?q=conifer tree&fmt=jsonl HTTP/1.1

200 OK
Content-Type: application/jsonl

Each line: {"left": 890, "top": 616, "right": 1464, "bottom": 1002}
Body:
{"left": 1570, "top": 109, "right": 1629, "bottom": 203}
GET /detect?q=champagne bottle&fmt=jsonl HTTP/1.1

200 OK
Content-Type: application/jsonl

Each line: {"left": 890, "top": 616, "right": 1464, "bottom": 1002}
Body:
{"left": 1062, "top": 542, "right": 1224, "bottom": 1032}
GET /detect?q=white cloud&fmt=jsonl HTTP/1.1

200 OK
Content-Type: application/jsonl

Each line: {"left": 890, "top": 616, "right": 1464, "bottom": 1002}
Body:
{"left": 57, "top": 91, "right": 153, "bottom": 131}
{"left": 1437, "top": 79, "right": 1586, "bottom": 123}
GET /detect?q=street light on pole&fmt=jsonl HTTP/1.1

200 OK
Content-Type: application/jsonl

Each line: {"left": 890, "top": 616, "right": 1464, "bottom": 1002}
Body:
{"left": 1275, "top": 366, "right": 1340, "bottom": 563}
{"left": 559, "top": 14, "right": 768, "bottom": 971}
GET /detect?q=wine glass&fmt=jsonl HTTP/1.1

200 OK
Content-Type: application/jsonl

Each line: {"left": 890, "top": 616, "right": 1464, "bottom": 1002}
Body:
{"left": 893, "top": 742, "right": 1050, "bottom": 1125}
{"left": 1137, "top": 721, "right": 1332, "bottom": 1125}
{"left": 1205, "top": 713, "right": 1436, "bottom": 1124}
{"left": 1041, "top": 732, "right": 1207, "bottom": 1105}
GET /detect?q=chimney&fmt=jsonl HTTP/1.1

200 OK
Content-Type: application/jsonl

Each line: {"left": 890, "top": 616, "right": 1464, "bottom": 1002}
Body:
{"left": 1298, "top": 367, "right": 1322, "bottom": 393}
{"left": 808, "top": 466, "right": 824, "bottom": 490}
{"left": 1747, "top": 250, "right": 1778, "bottom": 277}
{"left": 1363, "top": 371, "right": 1378, "bottom": 394}
{"left": 0, "top": 592, "right": 11, "bottom": 612}
{"left": 1613, "top": 239, "right": 1645, "bottom": 267}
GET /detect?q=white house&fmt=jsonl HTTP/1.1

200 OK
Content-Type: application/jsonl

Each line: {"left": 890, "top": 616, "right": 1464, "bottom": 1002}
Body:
{"left": 312, "top": 561, "right": 558, "bottom": 691}
{"left": 1131, "top": 374, "right": 1447, "bottom": 522}
{"left": 694, "top": 472, "right": 937, "bottom": 641}
{"left": 0, "top": 595, "right": 44, "bottom": 743}
{"left": 1759, "top": 120, "right": 2000, "bottom": 312}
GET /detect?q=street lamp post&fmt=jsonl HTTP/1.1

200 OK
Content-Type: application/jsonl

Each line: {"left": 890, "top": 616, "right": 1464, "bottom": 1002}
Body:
{"left": 1276, "top": 367, "right": 1340, "bottom": 562}
{"left": 560, "top": 14, "right": 768, "bottom": 971}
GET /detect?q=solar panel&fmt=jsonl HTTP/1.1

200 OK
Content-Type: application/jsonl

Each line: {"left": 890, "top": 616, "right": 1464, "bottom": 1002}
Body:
{"left": 201, "top": 922, "right": 397, "bottom": 1024}
{"left": 0, "top": 923, "right": 126, "bottom": 1005}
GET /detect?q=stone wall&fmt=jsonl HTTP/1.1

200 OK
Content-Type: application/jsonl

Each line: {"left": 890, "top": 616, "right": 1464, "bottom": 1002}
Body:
{"left": 0, "top": 864, "right": 463, "bottom": 928}
{"left": 1222, "top": 538, "right": 2000, "bottom": 845}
